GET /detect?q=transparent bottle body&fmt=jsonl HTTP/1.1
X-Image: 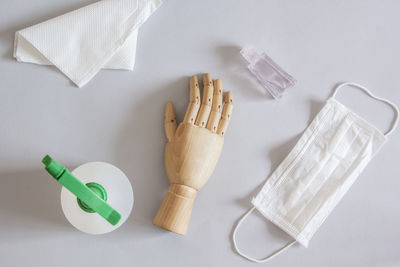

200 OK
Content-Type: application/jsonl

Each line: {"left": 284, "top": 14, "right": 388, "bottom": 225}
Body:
{"left": 241, "top": 47, "right": 296, "bottom": 100}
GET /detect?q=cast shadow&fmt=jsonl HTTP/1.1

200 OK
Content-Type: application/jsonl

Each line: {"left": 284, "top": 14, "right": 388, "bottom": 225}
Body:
{"left": 0, "top": 169, "right": 71, "bottom": 234}
{"left": 0, "top": 1, "right": 98, "bottom": 88}
{"left": 233, "top": 132, "right": 302, "bottom": 211}
{"left": 233, "top": 98, "right": 325, "bottom": 207}
{"left": 228, "top": 132, "right": 302, "bottom": 251}
{"left": 113, "top": 76, "right": 193, "bottom": 238}
{"left": 308, "top": 99, "right": 325, "bottom": 124}
{"left": 0, "top": 0, "right": 97, "bottom": 60}
{"left": 230, "top": 98, "right": 325, "bottom": 249}
{"left": 215, "top": 45, "right": 273, "bottom": 100}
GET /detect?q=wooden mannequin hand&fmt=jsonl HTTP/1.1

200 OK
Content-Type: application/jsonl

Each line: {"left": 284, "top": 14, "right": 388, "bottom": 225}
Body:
{"left": 153, "top": 73, "right": 233, "bottom": 235}
{"left": 164, "top": 74, "right": 233, "bottom": 189}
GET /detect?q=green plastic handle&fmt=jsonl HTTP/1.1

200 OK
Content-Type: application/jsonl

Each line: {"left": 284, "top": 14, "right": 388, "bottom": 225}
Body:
{"left": 42, "top": 155, "right": 121, "bottom": 226}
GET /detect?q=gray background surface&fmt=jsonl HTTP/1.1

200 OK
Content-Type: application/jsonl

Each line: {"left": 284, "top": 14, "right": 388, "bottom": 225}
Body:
{"left": 0, "top": 0, "right": 399, "bottom": 266}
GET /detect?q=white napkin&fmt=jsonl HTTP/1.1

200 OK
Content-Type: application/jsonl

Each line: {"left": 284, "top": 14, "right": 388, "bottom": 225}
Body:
{"left": 14, "top": 0, "right": 162, "bottom": 87}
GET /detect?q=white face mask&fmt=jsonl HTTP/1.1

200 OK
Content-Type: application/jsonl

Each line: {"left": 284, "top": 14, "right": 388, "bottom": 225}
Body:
{"left": 232, "top": 82, "right": 399, "bottom": 263}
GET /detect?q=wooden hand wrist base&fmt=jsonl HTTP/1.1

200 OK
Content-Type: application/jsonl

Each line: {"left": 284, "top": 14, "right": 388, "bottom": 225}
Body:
{"left": 153, "top": 184, "right": 197, "bottom": 235}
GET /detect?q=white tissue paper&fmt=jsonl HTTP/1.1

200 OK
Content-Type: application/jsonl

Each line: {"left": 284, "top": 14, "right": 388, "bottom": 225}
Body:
{"left": 14, "top": 0, "right": 162, "bottom": 87}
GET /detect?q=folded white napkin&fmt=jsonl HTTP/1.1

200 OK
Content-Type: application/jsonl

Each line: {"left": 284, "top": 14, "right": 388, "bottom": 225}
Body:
{"left": 14, "top": 0, "right": 162, "bottom": 87}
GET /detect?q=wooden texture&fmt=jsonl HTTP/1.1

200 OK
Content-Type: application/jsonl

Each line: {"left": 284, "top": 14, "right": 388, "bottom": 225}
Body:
{"left": 152, "top": 184, "right": 197, "bottom": 235}
{"left": 153, "top": 74, "right": 234, "bottom": 235}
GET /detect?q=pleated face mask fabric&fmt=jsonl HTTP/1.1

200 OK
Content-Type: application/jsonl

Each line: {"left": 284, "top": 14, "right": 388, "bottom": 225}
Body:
{"left": 13, "top": 0, "right": 162, "bottom": 87}
{"left": 232, "top": 82, "right": 399, "bottom": 263}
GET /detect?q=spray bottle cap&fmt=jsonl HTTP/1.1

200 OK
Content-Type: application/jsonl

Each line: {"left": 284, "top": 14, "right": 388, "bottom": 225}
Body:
{"left": 42, "top": 155, "right": 121, "bottom": 225}
{"left": 240, "top": 46, "right": 260, "bottom": 64}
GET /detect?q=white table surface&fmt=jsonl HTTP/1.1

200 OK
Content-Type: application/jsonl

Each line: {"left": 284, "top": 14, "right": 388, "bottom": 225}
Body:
{"left": 1, "top": 0, "right": 399, "bottom": 266}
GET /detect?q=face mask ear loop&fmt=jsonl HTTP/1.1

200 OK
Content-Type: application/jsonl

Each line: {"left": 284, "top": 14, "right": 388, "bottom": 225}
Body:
{"left": 232, "top": 206, "right": 297, "bottom": 263}
{"left": 331, "top": 82, "right": 399, "bottom": 137}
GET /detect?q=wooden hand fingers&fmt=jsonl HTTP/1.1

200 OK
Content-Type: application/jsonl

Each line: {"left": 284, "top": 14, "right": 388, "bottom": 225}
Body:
{"left": 217, "top": 91, "right": 233, "bottom": 136}
{"left": 195, "top": 73, "right": 213, "bottom": 127}
{"left": 183, "top": 75, "right": 201, "bottom": 124}
{"left": 164, "top": 102, "right": 177, "bottom": 142}
{"left": 178, "top": 73, "right": 233, "bottom": 138}
{"left": 206, "top": 79, "right": 223, "bottom": 133}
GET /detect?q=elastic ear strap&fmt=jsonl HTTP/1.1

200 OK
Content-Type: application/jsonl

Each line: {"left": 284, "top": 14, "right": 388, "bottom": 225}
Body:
{"left": 331, "top": 82, "right": 399, "bottom": 136}
{"left": 232, "top": 207, "right": 297, "bottom": 263}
